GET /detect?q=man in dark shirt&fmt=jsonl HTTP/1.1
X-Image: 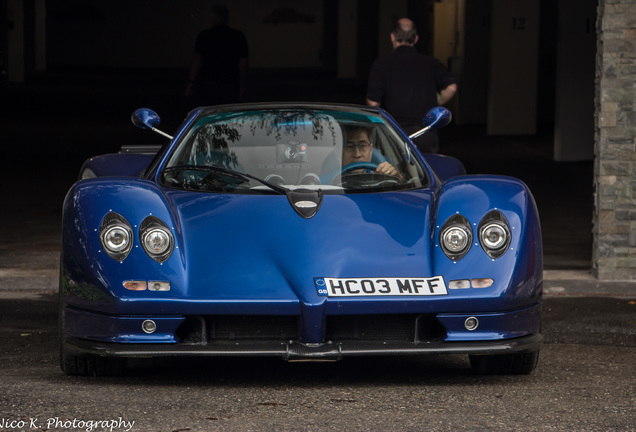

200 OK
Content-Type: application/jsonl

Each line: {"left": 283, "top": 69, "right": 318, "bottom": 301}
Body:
{"left": 366, "top": 18, "right": 457, "bottom": 153}
{"left": 185, "top": 4, "right": 249, "bottom": 107}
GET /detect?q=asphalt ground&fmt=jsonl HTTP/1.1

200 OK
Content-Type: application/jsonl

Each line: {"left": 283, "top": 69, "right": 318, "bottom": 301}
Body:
{"left": 0, "top": 293, "right": 634, "bottom": 432}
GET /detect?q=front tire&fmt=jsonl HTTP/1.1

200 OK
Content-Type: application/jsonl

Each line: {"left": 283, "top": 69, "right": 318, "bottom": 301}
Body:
{"left": 469, "top": 350, "right": 540, "bottom": 375}
{"left": 59, "top": 295, "right": 126, "bottom": 376}
{"left": 60, "top": 349, "right": 127, "bottom": 377}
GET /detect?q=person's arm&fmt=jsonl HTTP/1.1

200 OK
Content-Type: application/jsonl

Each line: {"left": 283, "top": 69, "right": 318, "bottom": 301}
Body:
{"left": 366, "top": 98, "right": 381, "bottom": 107}
{"left": 438, "top": 83, "right": 457, "bottom": 106}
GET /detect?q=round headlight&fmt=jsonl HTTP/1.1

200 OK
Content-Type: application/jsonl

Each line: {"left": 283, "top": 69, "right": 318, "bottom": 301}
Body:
{"left": 439, "top": 214, "right": 473, "bottom": 261}
{"left": 103, "top": 226, "right": 131, "bottom": 252}
{"left": 481, "top": 223, "right": 507, "bottom": 249}
{"left": 443, "top": 227, "right": 470, "bottom": 252}
{"left": 99, "top": 212, "right": 134, "bottom": 261}
{"left": 478, "top": 211, "right": 512, "bottom": 259}
{"left": 142, "top": 228, "right": 171, "bottom": 254}
{"left": 139, "top": 216, "right": 174, "bottom": 263}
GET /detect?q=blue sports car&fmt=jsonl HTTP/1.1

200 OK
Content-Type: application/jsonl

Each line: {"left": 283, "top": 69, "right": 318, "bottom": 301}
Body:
{"left": 59, "top": 103, "right": 542, "bottom": 376}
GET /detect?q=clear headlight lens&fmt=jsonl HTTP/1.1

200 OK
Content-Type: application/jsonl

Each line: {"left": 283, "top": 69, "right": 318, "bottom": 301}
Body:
{"left": 478, "top": 211, "right": 511, "bottom": 259}
{"left": 143, "top": 228, "right": 171, "bottom": 254}
{"left": 99, "top": 213, "right": 133, "bottom": 261}
{"left": 481, "top": 224, "right": 507, "bottom": 249}
{"left": 439, "top": 214, "right": 473, "bottom": 261}
{"left": 103, "top": 226, "right": 131, "bottom": 252}
{"left": 139, "top": 216, "right": 174, "bottom": 263}
{"left": 443, "top": 227, "right": 470, "bottom": 252}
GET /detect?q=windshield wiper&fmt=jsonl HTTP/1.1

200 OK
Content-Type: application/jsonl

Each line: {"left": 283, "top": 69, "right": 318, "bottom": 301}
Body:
{"left": 162, "top": 165, "right": 287, "bottom": 195}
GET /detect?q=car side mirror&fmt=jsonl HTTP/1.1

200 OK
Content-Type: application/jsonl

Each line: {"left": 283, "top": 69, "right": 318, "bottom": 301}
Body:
{"left": 131, "top": 108, "right": 173, "bottom": 139}
{"left": 423, "top": 107, "right": 452, "bottom": 129}
{"left": 409, "top": 107, "right": 452, "bottom": 140}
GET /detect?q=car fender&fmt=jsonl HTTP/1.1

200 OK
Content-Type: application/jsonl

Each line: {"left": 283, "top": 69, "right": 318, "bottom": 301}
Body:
{"left": 60, "top": 178, "right": 186, "bottom": 311}
{"left": 423, "top": 153, "right": 467, "bottom": 181}
{"left": 79, "top": 153, "right": 155, "bottom": 178}
{"left": 432, "top": 174, "right": 543, "bottom": 309}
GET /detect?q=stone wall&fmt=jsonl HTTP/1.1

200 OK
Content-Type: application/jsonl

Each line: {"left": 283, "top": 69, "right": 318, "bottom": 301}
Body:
{"left": 594, "top": 0, "right": 636, "bottom": 279}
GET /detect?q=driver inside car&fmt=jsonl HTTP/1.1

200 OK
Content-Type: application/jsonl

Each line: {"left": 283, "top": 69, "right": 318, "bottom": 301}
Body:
{"left": 342, "top": 126, "right": 398, "bottom": 175}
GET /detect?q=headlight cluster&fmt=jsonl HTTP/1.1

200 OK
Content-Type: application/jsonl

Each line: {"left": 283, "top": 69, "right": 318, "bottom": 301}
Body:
{"left": 99, "top": 212, "right": 174, "bottom": 263}
{"left": 439, "top": 210, "right": 511, "bottom": 261}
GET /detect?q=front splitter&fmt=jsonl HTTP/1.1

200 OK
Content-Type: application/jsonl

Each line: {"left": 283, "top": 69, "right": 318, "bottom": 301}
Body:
{"left": 64, "top": 333, "right": 542, "bottom": 361}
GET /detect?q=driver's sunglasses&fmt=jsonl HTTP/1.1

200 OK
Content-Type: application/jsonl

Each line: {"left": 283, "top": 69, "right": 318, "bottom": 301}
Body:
{"left": 344, "top": 142, "right": 371, "bottom": 152}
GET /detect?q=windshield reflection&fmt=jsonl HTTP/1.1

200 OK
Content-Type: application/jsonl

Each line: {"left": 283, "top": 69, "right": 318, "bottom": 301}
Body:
{"left": 161, "top": 109, "right": 429, "bottom": 194}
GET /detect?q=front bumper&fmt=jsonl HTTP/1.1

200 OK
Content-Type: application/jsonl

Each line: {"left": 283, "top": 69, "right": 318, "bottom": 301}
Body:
{"left": 62, "top": 304, "right": 543, "bottom": 361}
{"left": 64, "top": 333, "right": 542, "bottom": 361}
{"left": 63, "top": 302, "right": 542, "bottom": 345}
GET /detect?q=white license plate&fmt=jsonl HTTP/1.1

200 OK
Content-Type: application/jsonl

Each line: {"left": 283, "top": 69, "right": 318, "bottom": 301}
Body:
{"left": 314, "top": 277, "right": 448, "bottom": 297}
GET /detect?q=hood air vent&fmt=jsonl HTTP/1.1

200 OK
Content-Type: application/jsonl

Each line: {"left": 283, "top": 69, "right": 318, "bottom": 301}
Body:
{"left": 287, "top": 189, "right": 323, "bottom": 219}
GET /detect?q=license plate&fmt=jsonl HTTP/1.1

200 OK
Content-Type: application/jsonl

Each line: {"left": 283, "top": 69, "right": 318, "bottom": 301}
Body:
{"left": 314, "top": 277, "right": 448, "bottom": 297}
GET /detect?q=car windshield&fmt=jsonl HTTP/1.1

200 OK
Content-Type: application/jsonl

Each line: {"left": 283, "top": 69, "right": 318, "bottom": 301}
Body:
{"left": 161, "top": 108, "right": 429, "bottom": 194}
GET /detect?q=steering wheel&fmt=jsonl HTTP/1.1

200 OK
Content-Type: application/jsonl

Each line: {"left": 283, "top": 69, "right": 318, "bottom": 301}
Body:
{"left": 329, "top": 162, "right": 404, "bottom": 188}
{"left": 328, "top": 162, "right": 378, "bottom": 185}
{"left": 341, "top": 162, "right": 379, "bottom": 175}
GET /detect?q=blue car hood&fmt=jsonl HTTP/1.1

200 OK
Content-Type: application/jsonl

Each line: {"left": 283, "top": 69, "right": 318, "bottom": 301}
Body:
{"left": 165, "top": 190, "right": 434, "bottom": 305}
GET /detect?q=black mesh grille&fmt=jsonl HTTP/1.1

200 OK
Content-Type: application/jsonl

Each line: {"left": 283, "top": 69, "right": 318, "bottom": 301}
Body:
{"left": 326, "top": 314, "right": 445, "bottom": 342}
{"left": 176, "top": 314, "right": 445, "bottom": 344}
{"left": 327, "top": 314, "right": 415, "bottom": 341}
{"left": 211, "top": 316, "right": 300, "bottom": 340}
{"left": 177, "top": 316, "right": 300, "bottom": 343}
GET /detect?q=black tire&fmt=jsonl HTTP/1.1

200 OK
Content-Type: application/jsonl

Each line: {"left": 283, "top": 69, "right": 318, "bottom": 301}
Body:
{"left": 469, "top": 350, "right": 540, "bottom": 375}
{"left": 59, "top": 294, "right": 127, "bottom": 376}
{"left": 61, "top": 350, "right": 127, "bottom": 377}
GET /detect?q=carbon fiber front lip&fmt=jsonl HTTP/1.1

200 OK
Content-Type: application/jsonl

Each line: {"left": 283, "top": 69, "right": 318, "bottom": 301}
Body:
{"left": 64, "top": 333, "right": 542, "bottom": 360}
